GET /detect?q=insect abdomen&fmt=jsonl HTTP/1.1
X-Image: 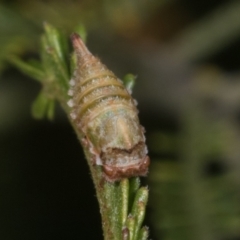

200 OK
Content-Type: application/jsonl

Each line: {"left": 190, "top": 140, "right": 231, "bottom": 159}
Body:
{"left": 69, "top": 33, "right": 150, "bottom": 182}
{"left": 76, "top": 75, "right": 132, "bottom": 120}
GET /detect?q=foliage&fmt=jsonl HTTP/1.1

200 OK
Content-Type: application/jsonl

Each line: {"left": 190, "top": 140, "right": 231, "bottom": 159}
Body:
{"left": 8, "top": 23, "right": 149, "bottom": 240}
{"left": 2, "top": 1, "right": 240, "bottom": 239}
{"left": 148, "top": 108, "right": 240, "bottom": 240}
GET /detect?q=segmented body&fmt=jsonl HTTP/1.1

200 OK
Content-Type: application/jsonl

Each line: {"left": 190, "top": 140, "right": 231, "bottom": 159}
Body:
{"left": 68, "top": 34, "right": 149, "bottom": 182}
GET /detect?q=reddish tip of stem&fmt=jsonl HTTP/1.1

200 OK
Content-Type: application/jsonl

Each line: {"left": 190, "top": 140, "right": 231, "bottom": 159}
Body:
{"left": 71, "top": 32, "right": 90, "bottom": 56}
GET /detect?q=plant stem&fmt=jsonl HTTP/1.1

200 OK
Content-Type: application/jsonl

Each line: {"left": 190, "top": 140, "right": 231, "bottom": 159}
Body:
{"left": 8, "top": 23, "right": 149, "bottom": 240}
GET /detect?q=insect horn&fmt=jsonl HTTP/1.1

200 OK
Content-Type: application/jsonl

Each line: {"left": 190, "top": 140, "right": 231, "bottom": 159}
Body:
{"left": 71, "top": 33, "right": 91, "bottom": 57}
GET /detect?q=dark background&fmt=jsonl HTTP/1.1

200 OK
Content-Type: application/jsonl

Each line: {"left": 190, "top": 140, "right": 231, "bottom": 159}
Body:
{"left": 0, "top": 1, "right": 240, "bottom": 239}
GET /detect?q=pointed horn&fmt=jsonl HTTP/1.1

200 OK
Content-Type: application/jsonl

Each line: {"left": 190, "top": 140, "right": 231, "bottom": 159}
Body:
{"left": 71, "top": 33, "right": 91, "bottom": 56}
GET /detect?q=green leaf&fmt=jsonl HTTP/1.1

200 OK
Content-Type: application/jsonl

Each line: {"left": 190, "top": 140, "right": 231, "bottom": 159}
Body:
{"left": 129, "top": 178, "right": 140, "bottom": 210}
{"left": 123, "top": 74, "right": 136, "bottom": 94}
{"left": 43, "top": 22, "right": 69, "bottom": 73}
{"left": 46, "top": 99, "right": 55, "bottom": 120}
{"left": 131, "top": 187, "right": 148, "bottom": 240}
{"left": 126, "top": 215, "right": 136, "bottom": 240}
{"left": 7, "top": 55, "right": 44, "bottom": 82}
{"left": 41, "top": 23, "right": 70, "bottom": 93}
{"left": 0, "top": 5, "right": 38, "bottom": 74}
{"left": 120, "top": 179, "right": 130, "bottom": 226}
{"left": 138, "top": 226, "right": 149, "bottom": 240}
{"left": 31, "top": 90, "right": 55, "bottom": 120}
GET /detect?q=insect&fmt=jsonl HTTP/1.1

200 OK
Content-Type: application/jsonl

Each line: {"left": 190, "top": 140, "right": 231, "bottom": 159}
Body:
{"left": 68, "top": 33, "right": 150, "bottom": 182}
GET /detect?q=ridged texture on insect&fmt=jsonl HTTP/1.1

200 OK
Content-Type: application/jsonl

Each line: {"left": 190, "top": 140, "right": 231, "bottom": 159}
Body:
{"left": 69, "top": 33, "right": 150, "bottom": 182}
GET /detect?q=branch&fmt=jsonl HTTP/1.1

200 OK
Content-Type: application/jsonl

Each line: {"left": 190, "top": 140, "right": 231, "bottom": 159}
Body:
{"left": 8, "top": 23, "right": 149, "bottom": 240}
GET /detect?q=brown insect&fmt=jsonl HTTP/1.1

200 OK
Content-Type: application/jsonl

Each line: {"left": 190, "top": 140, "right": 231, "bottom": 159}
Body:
{"left": 68, "top": 33, "right": 150, "bottom": 182}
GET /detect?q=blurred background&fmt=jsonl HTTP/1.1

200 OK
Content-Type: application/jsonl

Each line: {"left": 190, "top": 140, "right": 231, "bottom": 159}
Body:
{"left": 1, "top": 0, "right": 240, "bottom": 239}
